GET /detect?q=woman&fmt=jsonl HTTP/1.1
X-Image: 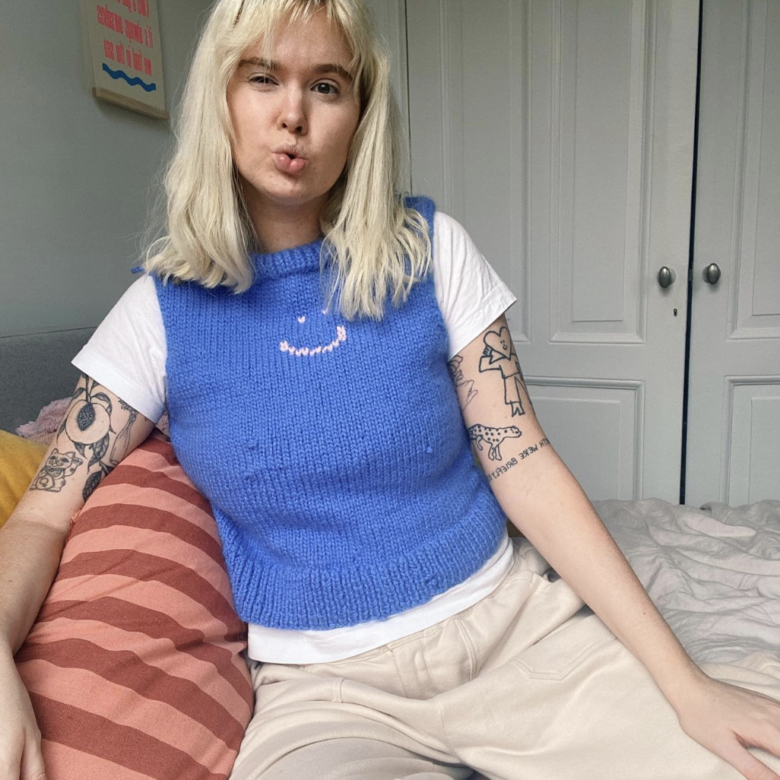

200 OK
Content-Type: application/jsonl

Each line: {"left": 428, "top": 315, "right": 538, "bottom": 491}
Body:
{"left": 2, "top": 1, "right": 779, "bottom": 778}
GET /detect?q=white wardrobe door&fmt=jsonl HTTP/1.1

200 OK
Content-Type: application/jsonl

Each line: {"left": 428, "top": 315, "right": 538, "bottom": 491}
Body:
{"left": 407, "top": 0, "right": 699, "bottom": 501}
{"left": 686, "top": 0, "right": 780, "bottom": 506}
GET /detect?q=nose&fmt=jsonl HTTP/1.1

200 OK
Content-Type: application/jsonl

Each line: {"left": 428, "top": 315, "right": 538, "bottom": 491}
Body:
{"left": 278, "top": 86, "right": 307, "bottom": 134}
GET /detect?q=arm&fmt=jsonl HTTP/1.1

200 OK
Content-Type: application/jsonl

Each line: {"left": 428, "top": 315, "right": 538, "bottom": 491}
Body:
{"left": 0, "top": 373, "right": 155, "bottom": 779}
{"left": 450, "top": 316, "right": 700, "bottom": 699}
{"left": 449, "top": 314, "right": 780, "bottom": 780}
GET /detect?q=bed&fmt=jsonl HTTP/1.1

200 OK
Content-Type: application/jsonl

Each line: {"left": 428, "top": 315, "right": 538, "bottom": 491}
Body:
{"left": 2, "top": 328, "right": 779, "bottom": 778}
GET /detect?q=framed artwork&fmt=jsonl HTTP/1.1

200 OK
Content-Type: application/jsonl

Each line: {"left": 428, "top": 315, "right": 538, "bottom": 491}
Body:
{"left": 82, "top": 0, "right": 167, "bottom": 120}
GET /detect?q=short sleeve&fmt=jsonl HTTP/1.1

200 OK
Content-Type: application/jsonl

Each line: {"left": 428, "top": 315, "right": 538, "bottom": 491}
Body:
{"left": 432, "top": 212, "right": 518, "bottom": 360}
{"left": 71, "top": 275, "right": 167, "bottom": 423}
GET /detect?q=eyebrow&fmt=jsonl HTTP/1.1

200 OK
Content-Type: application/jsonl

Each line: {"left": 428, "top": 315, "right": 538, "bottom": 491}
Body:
{"left": 238, "top": 57, "right": 354, "bottom": 84}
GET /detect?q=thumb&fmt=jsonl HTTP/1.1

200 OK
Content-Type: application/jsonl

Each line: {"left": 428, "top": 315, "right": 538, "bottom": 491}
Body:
{"left": 20, "top": 732, "right": 47, "bottom": 780}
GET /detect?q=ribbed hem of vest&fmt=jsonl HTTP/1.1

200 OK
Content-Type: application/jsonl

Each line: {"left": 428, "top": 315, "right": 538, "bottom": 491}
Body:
{"left": 223, "top": 495, "right": 508, "bottom": 631}
{"left": 251, "top": 234, "right": 326, "bottom": 280}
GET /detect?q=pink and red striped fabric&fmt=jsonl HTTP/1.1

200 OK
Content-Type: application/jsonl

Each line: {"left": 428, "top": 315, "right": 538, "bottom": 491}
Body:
{"left": 16, "top": 431, "right": 254, "bottom": 780}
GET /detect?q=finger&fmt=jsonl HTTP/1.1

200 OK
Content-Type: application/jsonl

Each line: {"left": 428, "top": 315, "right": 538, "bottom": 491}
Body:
{"left": 748, "top": 729, "right": 780, "bottom": 780}
{"left": 725, "top": 743, "right": 780, "bottom": 780}
{"left": 749, "top": 727, "right": 780, "bottom": 765}
{"left": 20, "top": 733, "right": 46, "bottom": 780}
{"left": 0, "top": 743, "right": 23, "bottom": 780}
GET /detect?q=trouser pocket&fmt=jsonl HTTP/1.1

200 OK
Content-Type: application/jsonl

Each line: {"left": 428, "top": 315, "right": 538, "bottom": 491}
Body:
{"left": 510, "top": 608, "right": 618, "bottom": 681}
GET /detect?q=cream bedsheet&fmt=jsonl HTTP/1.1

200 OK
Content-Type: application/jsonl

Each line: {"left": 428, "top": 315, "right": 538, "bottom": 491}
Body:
{"left": 595, "top": 498, "right": 780, "bottom": 671}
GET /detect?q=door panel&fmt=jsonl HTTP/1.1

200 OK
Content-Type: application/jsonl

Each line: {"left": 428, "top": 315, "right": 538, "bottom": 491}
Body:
{"left": 407, "top": 0, "right": 699, "bottom": 501}
{"left": 686, "top": 0, "right": 780, "bottom": 505}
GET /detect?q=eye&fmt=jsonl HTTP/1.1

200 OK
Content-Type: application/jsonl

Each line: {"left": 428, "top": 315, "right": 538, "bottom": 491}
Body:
{"left": 249, "top": 74, "right": 274, "bottom": 85}
{"left": 314, "top": 82, "right": 339, "bottom": 96}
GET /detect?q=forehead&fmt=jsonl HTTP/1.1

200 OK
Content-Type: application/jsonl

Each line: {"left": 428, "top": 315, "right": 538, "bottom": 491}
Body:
{"left": 242, "top": 10, "right": 353, "bottom": 70}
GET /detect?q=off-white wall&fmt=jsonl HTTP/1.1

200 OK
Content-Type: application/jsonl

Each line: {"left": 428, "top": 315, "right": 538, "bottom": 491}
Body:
{"left": 0, "top": 0, "right": 214, "bottom": 337}
{"left": 362, "top": 0, "right": 409, "bottom": 188}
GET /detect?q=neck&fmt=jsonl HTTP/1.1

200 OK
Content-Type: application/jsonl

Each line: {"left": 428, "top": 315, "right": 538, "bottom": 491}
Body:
{"left": 245, "top": 190, "right": 327, "bottom": 254}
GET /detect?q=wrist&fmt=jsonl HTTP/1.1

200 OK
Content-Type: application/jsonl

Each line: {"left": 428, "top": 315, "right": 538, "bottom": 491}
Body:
{"left": 657, "top": 660, "right": 710, "bottom": 712}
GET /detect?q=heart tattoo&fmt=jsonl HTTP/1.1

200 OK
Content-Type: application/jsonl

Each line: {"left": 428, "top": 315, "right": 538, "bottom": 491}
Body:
{"left": 479, "top": 326, "right": 532, "bottom": 417}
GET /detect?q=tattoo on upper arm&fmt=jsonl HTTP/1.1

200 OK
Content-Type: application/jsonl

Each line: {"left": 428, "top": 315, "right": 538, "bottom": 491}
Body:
{"left": 483, "top": 437, "right": 551, "bottom": 483}
{"left": 468, "top": 424, "right": 522, "bottom": 461}
{"left": 449, "top": 323, "right": 547, "bottom": 482}
{"left": 30, "top": 375, "right": 140, "bottom": 501}
{"left": 447, "top": 355, "right": 478, "bottom": 409}
{"left": 478, "top": 326, "right": 533, "bottom": 417}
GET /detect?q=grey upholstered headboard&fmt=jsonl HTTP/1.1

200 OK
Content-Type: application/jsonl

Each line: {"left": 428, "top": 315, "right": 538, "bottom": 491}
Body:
{"left": 0, "top": 328, "right": 95, "bottom": 434}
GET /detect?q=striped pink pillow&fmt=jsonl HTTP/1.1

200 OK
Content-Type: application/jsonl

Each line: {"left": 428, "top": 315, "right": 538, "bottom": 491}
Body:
{"left": 16, "top": 431, "right": 254, "bottom": 780}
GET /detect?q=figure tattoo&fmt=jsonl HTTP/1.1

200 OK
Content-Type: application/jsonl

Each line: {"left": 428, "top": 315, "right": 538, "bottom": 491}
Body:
{"left": 468, "top": 424, "right": 522, "bottom": 461}
{"left": 478, "top": 326, "right": 533, "bottom": 416}
{"left": 447, "top": 354, "right": 479, "bottom": 408}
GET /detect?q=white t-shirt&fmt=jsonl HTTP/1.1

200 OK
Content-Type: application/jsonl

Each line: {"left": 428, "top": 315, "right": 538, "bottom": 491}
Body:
{"left": 73, "top": 211, "right": 518, "bottom": 664}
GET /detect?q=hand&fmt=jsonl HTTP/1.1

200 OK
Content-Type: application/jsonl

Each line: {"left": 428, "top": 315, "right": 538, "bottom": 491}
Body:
{"left": 673, "top": 672, "right": 780, "bottom": 780}
{"left": 0, "top": 651, "right": 46, "bottom": 780}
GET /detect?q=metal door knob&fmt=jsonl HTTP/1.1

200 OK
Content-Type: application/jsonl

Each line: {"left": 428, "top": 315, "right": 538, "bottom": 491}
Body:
{"left": 657, "top": 266, "right": 676, "bottom": 288}
{"left": 702, "top": 263, "right": 721, "bottom": 284}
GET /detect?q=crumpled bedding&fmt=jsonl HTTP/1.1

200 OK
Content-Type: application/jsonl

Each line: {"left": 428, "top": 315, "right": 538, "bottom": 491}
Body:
{"left": 594, "top": 498, "right": 780, "bottom": 667}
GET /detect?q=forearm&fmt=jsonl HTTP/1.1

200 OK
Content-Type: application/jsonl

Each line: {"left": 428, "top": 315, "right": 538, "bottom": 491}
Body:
{"left": 494, "top": 448, "right": 706, "bottom": 708}
{"left": 0, "top": 515, "right": 68, "bottom": 655}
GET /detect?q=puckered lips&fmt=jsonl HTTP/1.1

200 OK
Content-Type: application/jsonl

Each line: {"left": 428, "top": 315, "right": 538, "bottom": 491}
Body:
{"left": 272, "top": 143, "right": 308, "bottom": 174}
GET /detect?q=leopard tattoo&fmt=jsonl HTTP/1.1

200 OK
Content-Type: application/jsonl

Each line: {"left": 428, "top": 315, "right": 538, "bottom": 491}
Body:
{"left": 468, "top": 424, "right": 522, "bottom": 461}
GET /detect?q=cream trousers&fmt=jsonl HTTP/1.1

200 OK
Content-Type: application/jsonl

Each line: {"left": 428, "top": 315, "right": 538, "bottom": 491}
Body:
{"left": 231, "top": 538, "right": 780, "bottom": 780}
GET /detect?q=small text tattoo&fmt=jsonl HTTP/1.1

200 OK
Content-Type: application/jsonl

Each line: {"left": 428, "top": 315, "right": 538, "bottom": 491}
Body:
{"left": 468, "top": 424, "right": 522, "bottom": 461}
{"left": 486, "top": 457, "right": 518, "bottom": 483}
{"left": 484, "top": 437, "right": 550, "bottom": 483}
{"left": 517, "top": 437, "right": 550, "bottom": 461}
{"left": 447, "top": 354, "right": 478, "bottom": 409}
{"left": 478, "top": 326, "right": 534, "bottom": 416}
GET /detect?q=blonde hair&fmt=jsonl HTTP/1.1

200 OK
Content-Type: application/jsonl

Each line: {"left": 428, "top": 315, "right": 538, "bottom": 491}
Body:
{"left": 140, "top": 0, "right": 431, "bottom": 321}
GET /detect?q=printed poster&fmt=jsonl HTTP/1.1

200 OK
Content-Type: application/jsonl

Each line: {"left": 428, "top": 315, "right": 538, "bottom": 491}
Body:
{"left": 82, "top": 0, "right": 167, "bottom": 120}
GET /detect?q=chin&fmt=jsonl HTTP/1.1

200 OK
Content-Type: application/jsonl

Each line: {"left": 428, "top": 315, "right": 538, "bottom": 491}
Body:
{"left": 266, "top": 184, "right": 332, "bottom": 207}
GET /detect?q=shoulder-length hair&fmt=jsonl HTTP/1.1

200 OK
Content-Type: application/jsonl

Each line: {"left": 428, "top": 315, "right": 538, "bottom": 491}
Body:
{"left": 140, "top": 0, "right": 431, "bottom": 321}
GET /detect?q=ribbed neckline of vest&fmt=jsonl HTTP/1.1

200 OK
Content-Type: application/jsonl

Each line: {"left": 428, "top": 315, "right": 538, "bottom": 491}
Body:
{"left": 251, "top": 233, "right": 327, "bottom": 280}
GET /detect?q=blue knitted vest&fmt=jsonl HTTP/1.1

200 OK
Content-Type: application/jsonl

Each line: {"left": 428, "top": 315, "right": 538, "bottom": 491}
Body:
{"left": 153, "top": 195, "right": 507, "bottom": 629}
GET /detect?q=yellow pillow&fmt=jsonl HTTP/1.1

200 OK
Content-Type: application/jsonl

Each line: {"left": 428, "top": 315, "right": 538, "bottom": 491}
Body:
{"left": 0, "top": 431, "right": 47, "bottom": 528}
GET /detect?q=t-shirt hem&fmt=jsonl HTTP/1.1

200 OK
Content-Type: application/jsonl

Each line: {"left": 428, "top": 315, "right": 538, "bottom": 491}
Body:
{"left": 246, "top": 530, "right": 514, "bottom": 664}
{"left": 71, "top": 350, "right": 164, "bottom": 423}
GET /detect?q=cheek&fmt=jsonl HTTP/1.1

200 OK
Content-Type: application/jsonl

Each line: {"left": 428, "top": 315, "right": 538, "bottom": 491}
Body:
{"left": 324, "top": 113, "right": 360, "bottom": 169}
{"left": 229, "top": 97, "right": 265, "bottom": 163}
{"left": 229, "top": 141, "right": 251, "bottom": 184}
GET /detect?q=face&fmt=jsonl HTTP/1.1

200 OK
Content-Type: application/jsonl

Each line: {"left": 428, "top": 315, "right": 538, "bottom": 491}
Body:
{"left": 227, "top": 10, "right": 361, "bottom": 220}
